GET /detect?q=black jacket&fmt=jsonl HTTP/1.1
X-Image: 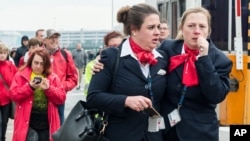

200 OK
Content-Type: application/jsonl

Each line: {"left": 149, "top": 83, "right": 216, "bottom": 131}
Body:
{"left": 87, "top": 39, "right": 168, "bottom": 141}
{"left": 159, "top": 39, "right": 232, "bottom": 141}
{"left": 14, "top": 36, "right": 29, "bottom": 66}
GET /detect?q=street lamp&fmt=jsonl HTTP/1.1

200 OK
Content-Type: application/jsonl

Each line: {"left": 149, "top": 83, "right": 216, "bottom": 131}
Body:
{"left": 111, "top": 0, "right": 114, "bottom": 30}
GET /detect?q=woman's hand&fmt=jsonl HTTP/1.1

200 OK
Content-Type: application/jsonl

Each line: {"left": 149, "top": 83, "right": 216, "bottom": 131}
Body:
{"left": 40, "top": 78, "right": 50, "bottom": 90}
{"left": 197, "top": 36, "right": 209, "bottom": 56}
{"left": 29, "top": 79, "right": 41, "bottom": 89}
{"left": 91, "top": 55, "right": 104, "bottom": 75}
{"left": 125, "top": 96, "right": 152, "bottom": 112}
{"left": 30, "top": 78, "right": 50, "bottom": 90}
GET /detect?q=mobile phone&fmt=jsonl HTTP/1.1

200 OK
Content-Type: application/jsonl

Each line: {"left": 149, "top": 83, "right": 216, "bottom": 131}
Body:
{"left": 144, "top": 107, "right": 160, "bottom": 117}
{"left": 33, "top": 77, "right": 42, "bottom": 84}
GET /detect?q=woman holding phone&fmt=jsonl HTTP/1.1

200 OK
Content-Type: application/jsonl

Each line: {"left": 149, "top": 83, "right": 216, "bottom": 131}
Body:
{"left": 9, "top": 48, "right": 66, "bottom": 141}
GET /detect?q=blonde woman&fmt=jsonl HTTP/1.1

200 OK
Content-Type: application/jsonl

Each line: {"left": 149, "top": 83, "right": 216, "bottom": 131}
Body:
{"left": 0, "top": 42, "right": 17, "bottom": 141}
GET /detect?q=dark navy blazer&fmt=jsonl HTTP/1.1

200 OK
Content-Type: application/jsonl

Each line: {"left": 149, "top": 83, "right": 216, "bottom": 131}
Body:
{"left": 159, "top": 39, "right": 232, "bottom": 141}
{"left": 87, "top": 40, "right": 168, "bottom": 141}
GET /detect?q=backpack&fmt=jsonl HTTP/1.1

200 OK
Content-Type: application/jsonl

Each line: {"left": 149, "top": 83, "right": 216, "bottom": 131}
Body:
{"left": 60, "top": 49, "right": 68, "bottom": 62}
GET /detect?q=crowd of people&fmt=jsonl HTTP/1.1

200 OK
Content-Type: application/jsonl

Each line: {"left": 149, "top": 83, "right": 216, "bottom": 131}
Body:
{"left": 0, "top": 2, "right": 233, "bottom": 141}
{"left": 0, "top": 28, "right": 78, "bottom": 141}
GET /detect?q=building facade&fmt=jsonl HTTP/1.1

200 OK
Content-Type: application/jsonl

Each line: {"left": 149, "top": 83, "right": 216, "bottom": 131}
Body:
{"left": 0, "top": 29, "right": 110, "bottom": 54}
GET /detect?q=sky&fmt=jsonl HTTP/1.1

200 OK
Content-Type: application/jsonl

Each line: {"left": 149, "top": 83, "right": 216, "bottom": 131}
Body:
{"left": 0, "top": 0, "right": 145, "bottom": 31}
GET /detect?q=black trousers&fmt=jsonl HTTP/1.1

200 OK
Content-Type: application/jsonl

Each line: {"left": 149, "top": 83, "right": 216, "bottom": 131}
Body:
{"left": 163, "top": 126, "right": 180, "bottom": 141}
{"left": 0, "top": 103, "right": 11, "bottom": 141}
{"left": 26, "top": 127, "right": 49, "bottom": 141}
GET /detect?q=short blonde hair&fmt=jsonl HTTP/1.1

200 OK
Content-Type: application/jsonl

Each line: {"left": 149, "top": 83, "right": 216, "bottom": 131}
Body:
{"left": 0, "top": 42, "right": 9, "bottom": 53}
{"left": 176, "top": 7, "right": 211, "bottom": 39}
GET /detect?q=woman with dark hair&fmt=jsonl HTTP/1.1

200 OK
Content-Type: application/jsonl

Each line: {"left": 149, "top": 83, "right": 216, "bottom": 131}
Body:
{"left": 10, "top": 48, "right": 66, "bottom": 141}
{"left": 9, "top": 48, "right": 17, "bottom": 64}
{"left": 103, "top": 31, "right": 124, "bottom": 48}
{"left": 87, "top": 3, "right": 167, "bottom": 141}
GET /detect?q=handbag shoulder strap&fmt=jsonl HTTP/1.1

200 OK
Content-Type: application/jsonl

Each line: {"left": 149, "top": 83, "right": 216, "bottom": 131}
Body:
{"left": 110, "top": 47, "right": 121, "bottom": 92}
{"left": 0, "top": 73, "right": 9, "bottom": 90}
{"left": 100, "top": 47, "right": 121, "bottom": 134}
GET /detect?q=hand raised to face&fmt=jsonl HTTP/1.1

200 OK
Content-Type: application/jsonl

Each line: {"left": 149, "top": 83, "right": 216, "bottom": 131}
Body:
{"left": 197, "top": 36, "right": 209, "bottom": 57}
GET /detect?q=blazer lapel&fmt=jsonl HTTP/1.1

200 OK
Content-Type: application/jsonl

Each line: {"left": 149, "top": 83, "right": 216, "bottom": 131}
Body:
{"left": 171, "top": 42, "right": 184, "bottom": 80}
{"left": 123, "top": 56, "right": 147, "bottom": 81}
{"left": 150, "top": 57, "right": 164, "bottom": 78}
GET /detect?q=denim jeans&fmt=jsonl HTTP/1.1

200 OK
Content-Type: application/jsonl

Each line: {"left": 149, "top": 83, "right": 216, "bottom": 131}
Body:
{"left": 26, "top": 127, "right": 49, "bottom": 141}
{"left": 58, "top": 104, "right": 65, "bottom": 125}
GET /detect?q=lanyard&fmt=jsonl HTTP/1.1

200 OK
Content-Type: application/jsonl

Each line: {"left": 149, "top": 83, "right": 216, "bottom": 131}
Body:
{"left": 177, "top": 86, "right": 187, "bottom": 110}
{"left": 147, "top": 73, "right": 154, "bottom": 104}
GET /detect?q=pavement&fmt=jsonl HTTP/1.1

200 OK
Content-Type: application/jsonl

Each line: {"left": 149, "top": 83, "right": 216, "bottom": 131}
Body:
{"left": 6, "top": 119, "right": 14, "bottom": 141}
{"left": 6, "top": 120, "right": 230, "bottom": 141}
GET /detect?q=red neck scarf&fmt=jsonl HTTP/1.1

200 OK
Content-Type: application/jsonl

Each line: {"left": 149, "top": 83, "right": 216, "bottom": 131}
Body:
{"left": 129, "top": 38, "right": 157, "bottom": 65}
{"left": 169, "top": 44, "right": 199, "bottom": 86}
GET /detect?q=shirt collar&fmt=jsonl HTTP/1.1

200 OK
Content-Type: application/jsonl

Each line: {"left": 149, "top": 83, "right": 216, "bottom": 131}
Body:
{"left": 120, "top": 39, "right": 162, "bottom": 59}
{"left": 181, "top": 44, "right": 200, "bottom": 59}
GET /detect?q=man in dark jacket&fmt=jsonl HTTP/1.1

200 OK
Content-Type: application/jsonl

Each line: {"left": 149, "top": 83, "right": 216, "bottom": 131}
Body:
{"left": 71, "top": 43, "right": 87, "bottom": 90}
{"left": 14, "top": 35, "right": 29, "bottom": 66}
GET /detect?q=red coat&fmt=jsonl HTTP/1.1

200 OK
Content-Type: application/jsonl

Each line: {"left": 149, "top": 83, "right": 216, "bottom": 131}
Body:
{"left": 18, "top": 56, "right": 24, "bottom": 68}
{"left": 9, "top": 67, "right": 66, "bottom": 141}
{"left": 0, "top": 60, "right": 17, "bottom": 106}
{"left": 51, "top": 49, "right": 78, "bottom": 92}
